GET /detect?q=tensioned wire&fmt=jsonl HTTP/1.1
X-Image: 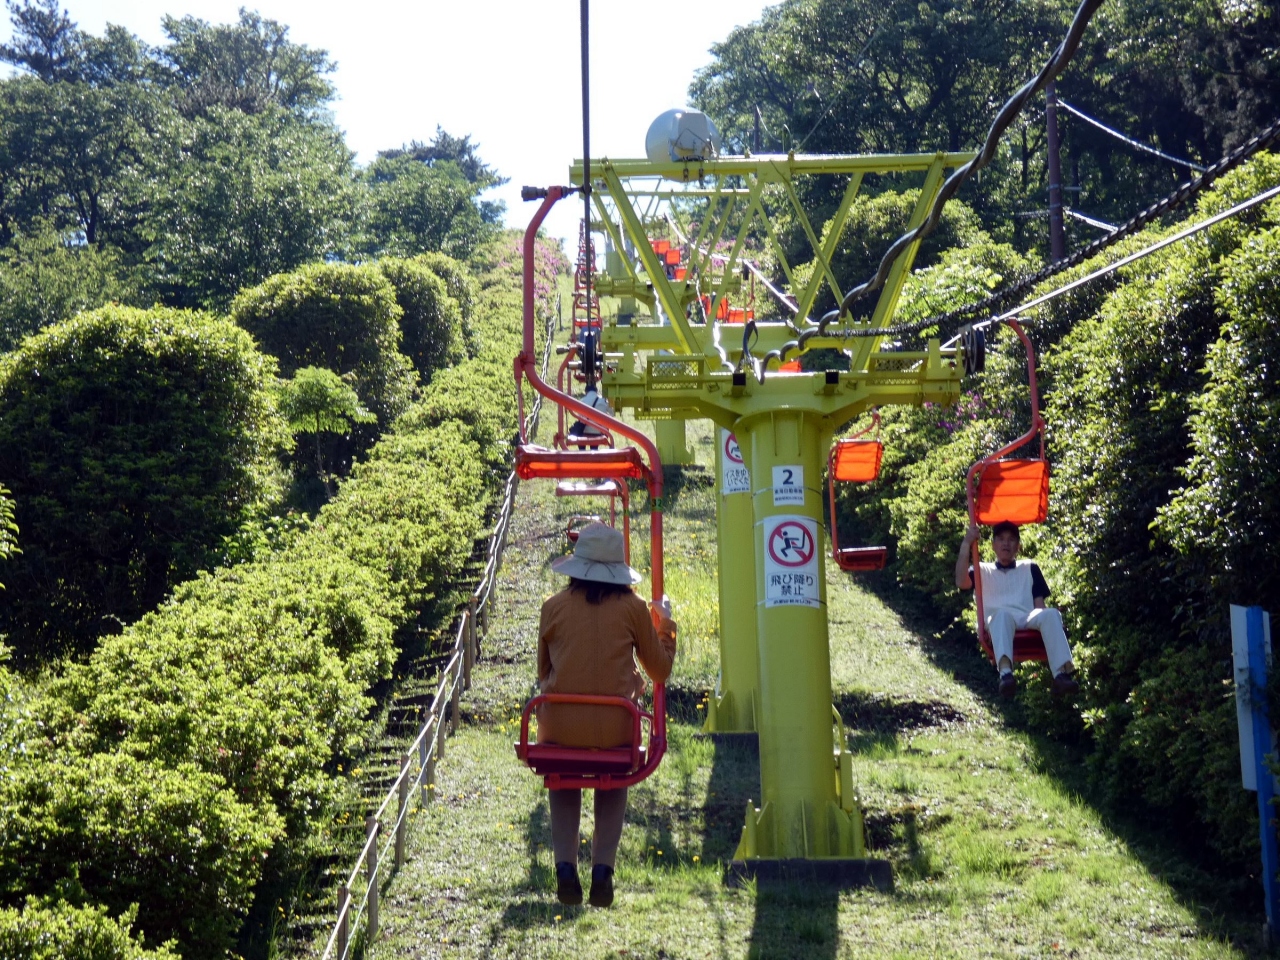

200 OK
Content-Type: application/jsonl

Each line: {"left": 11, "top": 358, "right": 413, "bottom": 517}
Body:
{"left": 941, "top": 179, "right": 1280, "bottom": 347}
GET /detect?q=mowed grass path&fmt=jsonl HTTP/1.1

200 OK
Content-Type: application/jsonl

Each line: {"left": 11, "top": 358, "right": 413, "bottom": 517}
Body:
{"left": 369, "top": 419, "right": 1254, "bottom": 960}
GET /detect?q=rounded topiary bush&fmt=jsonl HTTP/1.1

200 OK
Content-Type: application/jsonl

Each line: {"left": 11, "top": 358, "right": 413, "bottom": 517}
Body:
{"left": 230, "top": 262, "right": 414, "bottom": 424}
{"left": 0, "top": 305, "right": 290, "bottom": 663}
{"left": 376, "top": 256, "right": 465, "bottom": 381}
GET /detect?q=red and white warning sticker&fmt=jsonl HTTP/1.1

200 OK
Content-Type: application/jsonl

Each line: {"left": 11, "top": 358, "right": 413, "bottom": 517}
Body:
{"left": 763, "top": 514, "right": 820, "bottom": 608}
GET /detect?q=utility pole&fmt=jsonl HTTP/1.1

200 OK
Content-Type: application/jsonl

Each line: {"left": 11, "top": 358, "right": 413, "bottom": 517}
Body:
{"left": 1046, "top": 82, "right": 1066, "bottom": 262}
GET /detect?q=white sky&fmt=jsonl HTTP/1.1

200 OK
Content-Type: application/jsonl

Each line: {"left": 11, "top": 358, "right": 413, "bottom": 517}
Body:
{"left": 12, "top": 1, "right": 774, "bottom": 249}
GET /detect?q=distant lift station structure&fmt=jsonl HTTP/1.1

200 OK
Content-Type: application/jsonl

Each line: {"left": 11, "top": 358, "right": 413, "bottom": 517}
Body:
{"left": 526, "top": 112, "right": 975, "bottom": 874}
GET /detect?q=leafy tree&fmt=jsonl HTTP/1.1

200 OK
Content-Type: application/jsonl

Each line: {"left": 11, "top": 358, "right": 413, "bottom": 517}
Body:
{"left": 230, "top": 262, "right": 414, "bottom": 426}
{"left": 277, "top": 366, "right": 376, "bottom": 496}
{"left": 0, "top": 305, "right": 290, "bottom": 662}
{"left": 378, "top": 126, "right": 507, "bottom": 224}
{"left": 0, "top": 0, "right": 80, "bottom": 81}
{"left": 0, "top": 73, "right": 163, "bottom": 248}
{"left": 155, "top": 9, "right": 335, "bottom": 118}
{"left": 359, "top": 155, "right": 495, "bottom": 259}
{"left": 0, "top": 221, "right": 142, "bottom": 351}
{"left": 145, "top": 105, "right": 356, "bottom": 309}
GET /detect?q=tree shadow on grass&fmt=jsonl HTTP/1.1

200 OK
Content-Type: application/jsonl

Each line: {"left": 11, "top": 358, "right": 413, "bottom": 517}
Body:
{"left": 852, "top": 567, "right": 1270, "bottom": 955}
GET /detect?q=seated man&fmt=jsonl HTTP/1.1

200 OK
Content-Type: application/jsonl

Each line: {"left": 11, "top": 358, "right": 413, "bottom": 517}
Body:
{"left": 954, "top": 520, "right": 1079, "bottom": 699}
{"left": 567, "top": 387, "right": 614, "bottom": 450}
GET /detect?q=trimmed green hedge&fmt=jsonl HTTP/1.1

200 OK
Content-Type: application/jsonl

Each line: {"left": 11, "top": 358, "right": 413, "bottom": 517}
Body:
{"left": 0, "top": 897, "right": 178, "bottom": 960}
{"left": 0, "top": 305, "right": 290, "bottom": 662}
{"left": 0, "top": 233, "right": 565, "bottom": 957}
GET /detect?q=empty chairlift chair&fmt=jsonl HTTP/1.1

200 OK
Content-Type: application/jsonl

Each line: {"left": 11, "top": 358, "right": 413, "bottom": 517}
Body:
{"left": 827, "top": 413, "right": 888, "bottom": 572}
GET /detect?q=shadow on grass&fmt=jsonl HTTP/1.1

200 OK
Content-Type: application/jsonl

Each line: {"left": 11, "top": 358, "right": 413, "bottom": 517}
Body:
{"left": 851, "top": 566, "right": 1269, "bottom": 955}
{"left": 748, "top": 882, "right": 841, "bottom": 960}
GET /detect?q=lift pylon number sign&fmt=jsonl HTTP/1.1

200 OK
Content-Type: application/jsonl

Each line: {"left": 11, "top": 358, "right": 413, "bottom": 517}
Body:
{"left": 763, "top": 515, "right": 820, "bottom": 608}
{"left": 720, "top": 429, "right": 750, "bottom": 495}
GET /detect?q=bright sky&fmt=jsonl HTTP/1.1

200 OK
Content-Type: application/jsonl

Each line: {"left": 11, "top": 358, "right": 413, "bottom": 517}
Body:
{"left": 9, "top": 1, "right": 774, "bottom": 249}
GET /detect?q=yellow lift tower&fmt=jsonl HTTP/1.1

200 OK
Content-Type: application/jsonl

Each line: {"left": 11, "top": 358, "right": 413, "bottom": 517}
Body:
{"left": 576, "top": 148, "right": 972, "bottom": 876}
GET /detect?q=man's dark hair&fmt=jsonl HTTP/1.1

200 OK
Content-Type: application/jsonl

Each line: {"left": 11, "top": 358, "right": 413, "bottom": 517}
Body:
{"left": 568, "top": 577, "right": 634, "bottom": 605}
{"left": 991, "top": 520, "right": 1021, "bottom": 540}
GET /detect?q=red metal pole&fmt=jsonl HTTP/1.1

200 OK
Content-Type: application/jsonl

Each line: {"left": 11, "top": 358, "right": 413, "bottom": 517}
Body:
{"left": 518, "top": 186, "right": 665, "bottom": 601}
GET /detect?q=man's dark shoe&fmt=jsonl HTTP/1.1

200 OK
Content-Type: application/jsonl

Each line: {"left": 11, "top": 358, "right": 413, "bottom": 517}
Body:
{"left": 998, "top": 671, "right": 1016, "bottom": 699}
{"left": 588, "top": 864, "right": 614, "bottom": 907}
{"left": 1051, "top": 672, "right": 1080, "bottom": 699}
{"left": 555, "top": 861, "right": 582, "bottom": 905}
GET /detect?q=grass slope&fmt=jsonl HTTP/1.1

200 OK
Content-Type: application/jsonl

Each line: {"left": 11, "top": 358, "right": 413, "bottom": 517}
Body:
{"left": 367, "top": 416, "right": 1259, "bottom": 960}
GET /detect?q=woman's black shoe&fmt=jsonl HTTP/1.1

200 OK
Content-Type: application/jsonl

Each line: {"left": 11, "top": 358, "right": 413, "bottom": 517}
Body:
{"left": 588, "top": 864, "right": 614, "bottom": 907}
{"left": 555, "top": 861, "right": 582, "bottom": 905}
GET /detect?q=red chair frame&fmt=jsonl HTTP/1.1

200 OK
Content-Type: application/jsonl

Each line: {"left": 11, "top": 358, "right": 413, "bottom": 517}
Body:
{"left": 513, "top": 686, "right": 667, "bottom": 790}
{"left": 827, "top": 413, "right": 888, "bottom": 572}
{"left": 965, "top": 319, "right": 1049, "bottom": 664}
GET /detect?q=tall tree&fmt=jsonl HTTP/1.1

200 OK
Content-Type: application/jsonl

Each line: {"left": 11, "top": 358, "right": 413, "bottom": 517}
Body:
{"left": 156, "top": 9, "right": 335, "bottom": 117}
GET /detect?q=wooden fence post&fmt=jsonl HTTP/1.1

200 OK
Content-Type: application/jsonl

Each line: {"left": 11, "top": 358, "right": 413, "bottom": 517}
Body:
{"left": 336, "top": 885, "right": 350, "bottom": 959}
{"left": 422, "top": 718, "right": 436, "bottom": 805}
{"left": 450, "top": 666, "right": 461, "bottom": 735}
{"left": 469, "top": 595, "right": 478, "bottom": 660}
{"left": 462, "top": 611, "right": 473, "bottom": 691}
{"left": 365, "top": 816, "right": 380, "bottom": 941}
{"left": 395, "top": 753, "right": 410, "bottom": 869}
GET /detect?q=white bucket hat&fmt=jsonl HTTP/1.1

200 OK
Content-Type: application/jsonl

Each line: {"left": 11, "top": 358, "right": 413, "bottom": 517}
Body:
{"left": 550, "top": 521, "right": 641, "bottom": 585}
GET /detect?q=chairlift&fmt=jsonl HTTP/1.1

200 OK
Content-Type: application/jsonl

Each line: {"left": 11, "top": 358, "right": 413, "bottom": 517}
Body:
{"left": 827, "top": 412, "right": 888, "bottom": 572}
{"left": 513, "top": 190, "right": 668, "bottom": 790}
{"left": 964, "top": 319, "right": 1051, "bottom": 664}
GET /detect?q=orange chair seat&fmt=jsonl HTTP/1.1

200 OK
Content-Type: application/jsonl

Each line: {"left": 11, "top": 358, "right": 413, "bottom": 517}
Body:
{"left": 974, "top": 459, "right": 1049, "bottom": 525}
{"left": 834, "top": 546, "right": 887, "bottom": 572}
{"left": 516, "top": 444, "right": 647, "bottom": 481}
{"left": 978, "top": 628, "right": 1049, "bottom": 664}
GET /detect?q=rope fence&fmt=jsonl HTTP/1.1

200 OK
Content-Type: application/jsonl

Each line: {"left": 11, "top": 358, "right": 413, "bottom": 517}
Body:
{"left": 319, "top": 314, "right": 556, "bottom": 960}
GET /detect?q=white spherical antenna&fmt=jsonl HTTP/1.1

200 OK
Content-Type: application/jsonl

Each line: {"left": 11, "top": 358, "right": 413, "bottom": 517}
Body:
{"left": 645, "top": 108, "right": 722, "bottom": 164}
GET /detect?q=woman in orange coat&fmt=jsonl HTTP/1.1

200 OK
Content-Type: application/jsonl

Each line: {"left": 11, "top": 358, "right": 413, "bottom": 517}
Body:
{"left": 538, "top": 522, "right": 677, "bottom": 907}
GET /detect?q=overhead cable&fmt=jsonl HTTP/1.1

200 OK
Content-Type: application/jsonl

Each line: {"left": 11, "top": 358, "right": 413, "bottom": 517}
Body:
{"left": 944, "top": 180, "right": 1280, "bottom": 346}
{"left": 1057, "top": 99, "right": 1206, "bottom": 171}
{"left": 756, "top": 0, "right": 1106, "bottom": 373}
{"left": 924, "top": 111, "right": 1280, "bottom": 341}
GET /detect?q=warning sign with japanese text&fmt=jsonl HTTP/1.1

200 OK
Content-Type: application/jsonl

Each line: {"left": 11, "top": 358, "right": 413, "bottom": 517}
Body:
{"left": 720, "top": 429, "right": 750, "bottom": 495}
{"left": 763, "top": 515, "right": 820, "bottom": 608}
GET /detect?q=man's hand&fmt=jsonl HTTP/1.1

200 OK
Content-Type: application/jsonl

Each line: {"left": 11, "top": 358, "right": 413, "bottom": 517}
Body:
{"left": 961, "top": 522, "right": 981, "bottom": 546}
{"left": 651, "top": 595, "right": 673, "bottom": 621}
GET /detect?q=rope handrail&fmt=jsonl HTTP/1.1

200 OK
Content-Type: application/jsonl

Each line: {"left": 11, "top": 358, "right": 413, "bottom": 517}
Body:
{"left": 320, "top": 311, "right": 556, "bottom": 960}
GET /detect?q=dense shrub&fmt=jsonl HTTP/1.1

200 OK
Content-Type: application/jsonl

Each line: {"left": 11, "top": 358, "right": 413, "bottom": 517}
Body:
{"left": 0, "top": 233, "right": 563, "bottom": 958}
{"left": 0, "top": 305, "right": 289, "bottom": 662}
{"left": 230, "top": 262, "right": 415, "bottom": 425}
{"left": 0, "top": 753, "right": 280, "bottom": 958}
{"left": 0, "top": 897, "right": 178, "bottom": 960}
{"left": 413, "top": 251, "right": 479, "bottom": 354}
{"left": 376, "top": 256, "right": 466, "bottom": 381}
